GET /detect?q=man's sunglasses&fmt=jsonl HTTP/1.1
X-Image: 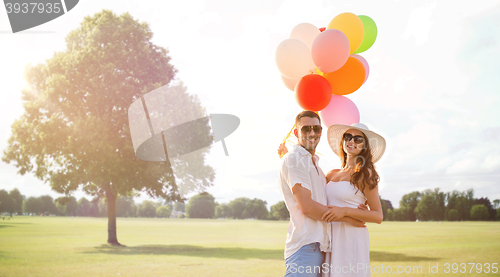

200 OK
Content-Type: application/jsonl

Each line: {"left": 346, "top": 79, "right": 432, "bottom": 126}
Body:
{"left": 299, "top": 125, "right": 323, "bottom": 133}
{"left": 343, "top": 133, "right": 365, "bottom": 144}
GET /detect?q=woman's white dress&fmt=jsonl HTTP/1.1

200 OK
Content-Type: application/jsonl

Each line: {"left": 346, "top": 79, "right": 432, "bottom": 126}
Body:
{"left": 322, "top": 181, "right": 370, "bottom": 277}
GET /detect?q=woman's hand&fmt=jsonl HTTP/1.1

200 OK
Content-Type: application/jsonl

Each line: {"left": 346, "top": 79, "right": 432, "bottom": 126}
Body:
{"left": 321, "top": 205, "right": 346, "bottom": 223}
{"left": 278, "top": 143, "right": 288, "bottom": 157}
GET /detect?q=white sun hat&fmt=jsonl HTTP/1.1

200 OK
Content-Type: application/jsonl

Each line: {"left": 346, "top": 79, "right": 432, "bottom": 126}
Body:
{"left": 327, "top": 123, "right": 386, "bottom": 163}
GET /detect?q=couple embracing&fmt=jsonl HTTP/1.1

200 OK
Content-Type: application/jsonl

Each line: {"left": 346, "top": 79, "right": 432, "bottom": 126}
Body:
{"left": 278, "top": 110, "right": 386, "bottom": 277}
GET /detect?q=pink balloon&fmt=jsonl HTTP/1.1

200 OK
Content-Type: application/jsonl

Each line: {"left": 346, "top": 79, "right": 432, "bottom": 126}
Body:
{"left": 351, "top": 54, "right": 369, "bottom": 83}
{"left": 281, "top": 74, "right": 298, "bottom": 91}
{"left": 319, "top": 95, "right": 360, "bottom": 127}
{"left": 311, "top": 29, "right": 350, "bottom": 73}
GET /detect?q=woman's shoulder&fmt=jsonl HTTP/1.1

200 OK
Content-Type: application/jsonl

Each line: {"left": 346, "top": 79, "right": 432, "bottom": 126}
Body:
{"left": 327, "top": 168, "right": 341, "bottom": 174}
{"left": 325, "top": 169, "right": 341, "bottom": 182}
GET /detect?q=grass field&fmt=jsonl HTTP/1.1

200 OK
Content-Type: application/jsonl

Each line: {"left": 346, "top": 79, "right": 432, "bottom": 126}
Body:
{"left": 0, "top": 217, "right": 499, "bottom": 276}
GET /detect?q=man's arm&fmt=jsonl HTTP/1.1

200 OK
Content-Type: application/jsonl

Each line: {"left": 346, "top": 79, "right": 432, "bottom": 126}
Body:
{"left": 292, "top": 183, "right": 366, "bottom": 227}
{"left": 322, "top": 186, "right": 383, "bottom": 224}
{"left": 292, "top": 183, "right": 329, "bottom": 220}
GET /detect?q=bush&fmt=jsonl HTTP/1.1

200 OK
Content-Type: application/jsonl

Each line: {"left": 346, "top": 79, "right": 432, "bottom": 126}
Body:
{"left": 470, "top": 205, "right": 489, "bottom": 221}
{"left": 215, "top": 203, "right": 232, "bottom": 218}
{"left": 186, "top": 192, "right": 215, "bottom": 219}
{"left": 446, "top": 209, "right": 459, "bottom": 221}
{"left": 138, "top": 200, "right": 157, "bottom": 217}
{"left": 156, "top": 205, "right": 171, "bottom": 218}
{"left": 270, "top": 201, "right": 289, "bottom": 220}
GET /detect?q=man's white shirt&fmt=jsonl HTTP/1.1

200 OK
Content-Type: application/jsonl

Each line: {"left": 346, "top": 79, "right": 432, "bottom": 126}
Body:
{"left": 279, "top": 144, "right": 331, "bottom": 259}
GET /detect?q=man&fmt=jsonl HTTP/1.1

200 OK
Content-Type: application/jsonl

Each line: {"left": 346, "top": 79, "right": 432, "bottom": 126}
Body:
{"left": 278, "top": 111, "right": 365, "bottom": 276}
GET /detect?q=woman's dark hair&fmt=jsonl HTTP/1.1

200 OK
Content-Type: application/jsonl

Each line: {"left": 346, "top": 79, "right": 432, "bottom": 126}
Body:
{"left": 339, "top": 130, "right": 380, "bottom": 193}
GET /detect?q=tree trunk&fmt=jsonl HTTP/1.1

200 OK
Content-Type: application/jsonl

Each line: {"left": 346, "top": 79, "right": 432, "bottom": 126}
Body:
{"left": 106, "top": 190, "right": 122, "bottom": 246}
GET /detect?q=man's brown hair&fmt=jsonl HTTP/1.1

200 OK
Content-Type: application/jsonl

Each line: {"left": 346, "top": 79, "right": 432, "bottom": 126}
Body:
{"left": 295, "top": 110, "right": 321, "bottom": 127}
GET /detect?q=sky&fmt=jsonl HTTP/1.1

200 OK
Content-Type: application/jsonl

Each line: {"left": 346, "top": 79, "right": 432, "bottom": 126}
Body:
{"left": 0, "top": 0, "right": 499, "bottom": 209}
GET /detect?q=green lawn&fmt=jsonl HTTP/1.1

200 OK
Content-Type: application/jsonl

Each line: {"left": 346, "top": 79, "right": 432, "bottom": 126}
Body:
{"left": 0, "top": 217, "right": 499, "bottom": 276}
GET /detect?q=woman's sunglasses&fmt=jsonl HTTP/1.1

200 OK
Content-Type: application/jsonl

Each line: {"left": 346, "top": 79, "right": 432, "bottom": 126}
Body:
{"left": 343, "top": 133, "right": 364, "bottom": 144}
{"left": 300, "top": 125, "right": 323, "bottom": 133}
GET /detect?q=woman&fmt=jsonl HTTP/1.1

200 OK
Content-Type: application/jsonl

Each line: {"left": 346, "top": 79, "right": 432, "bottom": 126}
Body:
{"left": 321, "top": 122, "right": 385, "bottom": 277}
{"left": 278, "top": 122, "right": 386, "bottom": 277}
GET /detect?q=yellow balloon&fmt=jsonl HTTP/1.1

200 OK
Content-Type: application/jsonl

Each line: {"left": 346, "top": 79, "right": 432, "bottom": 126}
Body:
{"left": 327, "top": 13, "right": 364, "bottom": 54}
{"left": 316, "top": 68, "right": 324, "bottom": 76}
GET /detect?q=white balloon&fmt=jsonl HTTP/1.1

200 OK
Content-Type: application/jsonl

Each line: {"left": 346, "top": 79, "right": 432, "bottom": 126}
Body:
{"left": 290, "top": 23, "right": 320, "bottom": 50}
{"left": 275, "top": 39, "right": 314, "bottom": 80}
{"left": 280, "top": 75, "right": 298, "bottom": 91}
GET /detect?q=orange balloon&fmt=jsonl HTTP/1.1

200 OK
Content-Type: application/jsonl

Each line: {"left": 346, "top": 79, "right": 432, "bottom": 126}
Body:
{"left": 323, "top": 56, "right": 366, "bottom": 95}
{"left": 327, "top": 12, "right": 364, "bottom": 54}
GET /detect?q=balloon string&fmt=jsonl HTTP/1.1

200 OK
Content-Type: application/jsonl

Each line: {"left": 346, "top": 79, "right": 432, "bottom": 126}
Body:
{"left": 279, "top": 123, "right": 295, "bottom": 159}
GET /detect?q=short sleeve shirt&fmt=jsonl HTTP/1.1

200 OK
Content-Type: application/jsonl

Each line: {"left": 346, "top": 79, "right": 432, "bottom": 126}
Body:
{"left": 279, "top": 144, "right": 331, "bottom": 259}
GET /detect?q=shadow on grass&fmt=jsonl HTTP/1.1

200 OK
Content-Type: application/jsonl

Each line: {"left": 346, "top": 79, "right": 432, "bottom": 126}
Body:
{"left": 371, "top": 251, "right": 440, "bottom": 262}
{"left": 0, "top": 222, "right": 35, "bottom": 228}
{"left": 81, "top": 244, "right": 283, "bottom": 260}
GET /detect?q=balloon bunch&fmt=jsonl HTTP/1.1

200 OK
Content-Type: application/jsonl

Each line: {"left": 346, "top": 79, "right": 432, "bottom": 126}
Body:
{"left": 275, "top": 12, "right": 377, "bottom": 128}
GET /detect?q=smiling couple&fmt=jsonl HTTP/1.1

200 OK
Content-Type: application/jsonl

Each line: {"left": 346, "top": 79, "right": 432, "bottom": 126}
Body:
{"left": 278, "top": 110, "right": 386, "bottom": 277}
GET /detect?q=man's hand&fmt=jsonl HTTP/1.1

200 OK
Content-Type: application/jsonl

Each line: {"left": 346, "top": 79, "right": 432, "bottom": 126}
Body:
{"left": 358, "top": 202, "right": 369, "bottom": 210}
{"left": 321, "top": 205, "right": 346, "bottom": 222}
{"left": 278, "top": 143, "right": 288, "bottom": 158}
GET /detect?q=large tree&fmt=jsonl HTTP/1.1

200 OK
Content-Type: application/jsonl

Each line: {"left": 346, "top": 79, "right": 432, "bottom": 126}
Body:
{"left": 229, "top": 197, "right": 250, "bottom": 219}
{"left": 2, "top": 10, "right": 214, "bottom": 245}
{"left": 0, "top": 190, "right": 15, "bottom": 216}
{"left": 415, "top": 188, "right": 446, "bottom": 221}
{"left": 243, "top": 198, "right": 268, "bottom": 220}
{"left": 9, "top": 188, "right": 25, "bottom": 215}
{"left": 76, "top": 197, "right": 91, "bottom": 216}
{"left": 40, "top": 195, "right": 58, "bottom": 215}
{"left": 23, "top": 197, "right": 44, "bottom": 215}
{"left": 414, "top": 194, "right": 436, "bottom": 221}
{"left": 399, "top": 191, "right": 421, "bottom": 221}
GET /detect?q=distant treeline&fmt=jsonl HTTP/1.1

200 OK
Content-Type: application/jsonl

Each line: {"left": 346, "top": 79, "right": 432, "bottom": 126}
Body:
{"left": 380, "top": 188, "right": 500, "bottom": 221}
{"left": 0, "top": 188, "right": 184, "bottom": 218}
{"left": 1, "top": 188, "right": 499, "bottom": 221}
{"left": 0, "top": 189, "right": 289, "bottom": 220}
